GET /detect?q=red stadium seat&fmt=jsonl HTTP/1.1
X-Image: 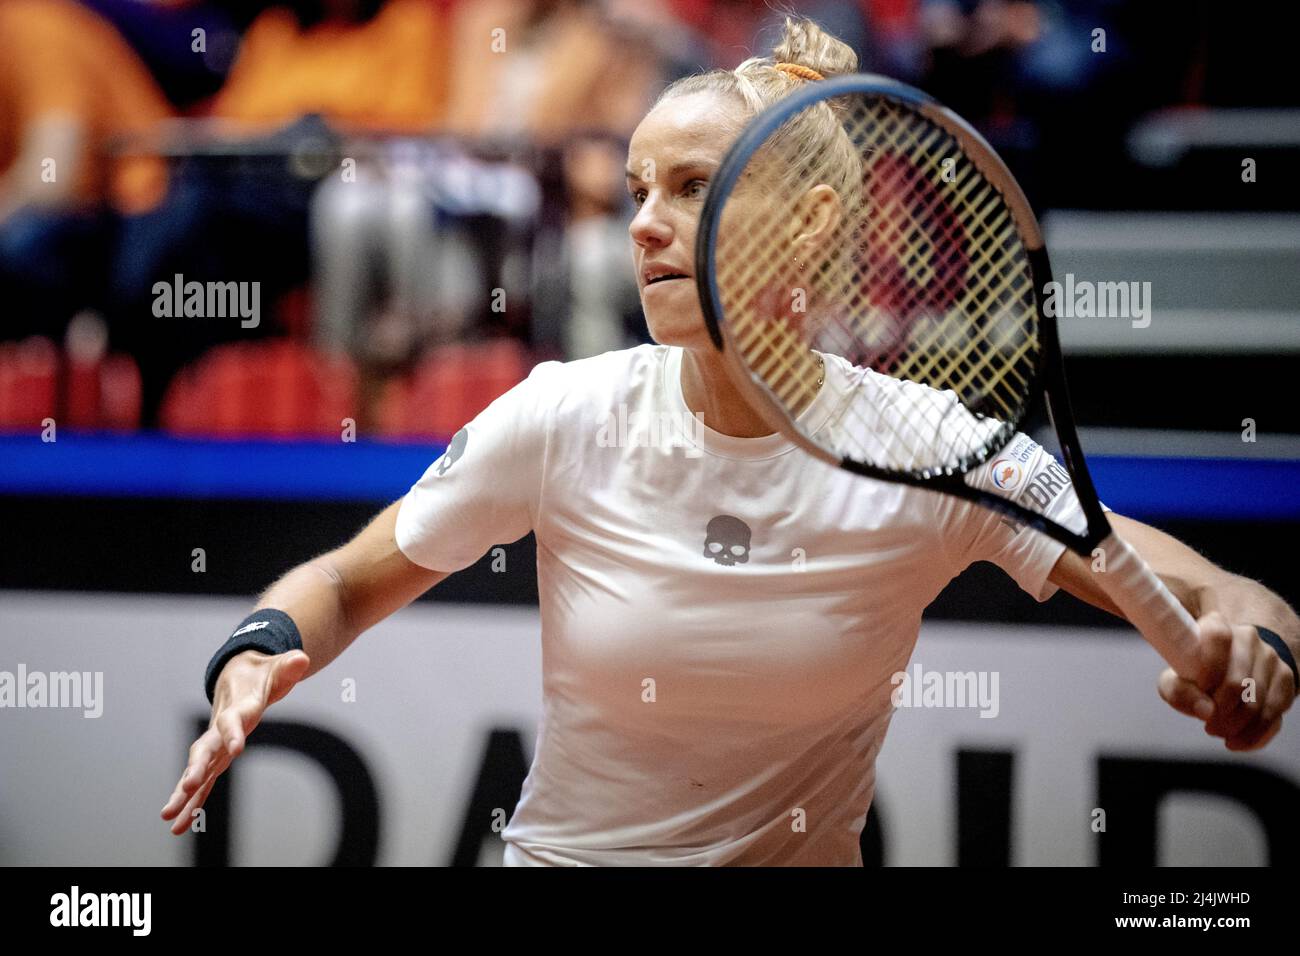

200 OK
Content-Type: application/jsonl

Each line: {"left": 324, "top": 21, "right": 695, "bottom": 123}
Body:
{"left": 0, "top": 337, "right": 142, "bottom": 433}
{"left": 377, "top": 339, "right": 532, "bottom": 438}
{"left": 65, "top": 351, "right": 143, "bottom": 432}
{"left": 0, "top": 337, "right": 58, "bottom": 430}
{"left": 98, "top": 354, "right": 144, "bottom": 431}
{"left": 160, "top": 340, "right": 359, "bottom": 437}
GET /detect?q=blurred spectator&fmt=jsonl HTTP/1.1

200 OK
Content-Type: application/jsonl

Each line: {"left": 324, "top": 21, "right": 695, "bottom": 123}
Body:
{"left": 103, "top": 0, "right": 454, "bottom": 425}
{"left": 0, "top": 0, "right": 173, "bottom": 340}
{"left": 922, "top": 0, "right": 1043, "bottom": 141}
{"left": 313, "top": 0, "right": 671, "bottom": 365}
{"left": 561, "top": 137, "right": 642, "bottom": 357}
{"left": 433, "top": 0, "right": 674, "bottom": 359}
{"left": 211, "top": 0, "right": 450, "bottom": 133}
{"left": 920, "top": 0, "right": 1130, "bottom": 205}
{"left": 921, "top": 0, "right": 1054, "bottom": 198}
{"left": 258, "top": 0, "right": 459, "bottom": 365}
{"left": 856, "top": 0, "right": 926, "bottom": 82}
{"left": 442, "top": 0, "right": 661, "bottom": 146}
{"left": 660, "top": 0, "right": 774, "bottom": 71}
{"left": 78, "top": 0, "right": 246, "bottom": 109}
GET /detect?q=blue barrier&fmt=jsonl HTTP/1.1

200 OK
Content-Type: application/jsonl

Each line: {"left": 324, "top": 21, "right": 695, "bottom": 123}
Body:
{"left": 0, "top": 433, "right": 444, "bottom": 501}
{"left": 0, "top": 433, "right": 1297, "bottom": 520}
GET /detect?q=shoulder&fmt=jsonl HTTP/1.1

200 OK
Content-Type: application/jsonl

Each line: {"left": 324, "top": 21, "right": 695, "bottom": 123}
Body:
{"left": 520, "top": 344, "right": 668, "bottom": 415}
{"left": 821, "top": 355, "right": 1002, "bottom": 474}
{"left": 823, "top": 354, "right": 952, "bottom": 414}
{"left": 541, "top": 343, "right": 667, "bottom": 381}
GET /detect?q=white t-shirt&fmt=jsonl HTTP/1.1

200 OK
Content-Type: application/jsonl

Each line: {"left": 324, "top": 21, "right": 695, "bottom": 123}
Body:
{"left": 394, "top": 344, "right": 1093, "bottom": 866}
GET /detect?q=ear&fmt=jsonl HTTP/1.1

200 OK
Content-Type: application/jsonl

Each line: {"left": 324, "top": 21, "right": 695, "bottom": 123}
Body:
{"left": 791, "top": 184, "right": 842, "bottom": 256}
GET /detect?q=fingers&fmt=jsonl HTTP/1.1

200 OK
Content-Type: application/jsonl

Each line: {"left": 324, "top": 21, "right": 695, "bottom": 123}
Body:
{"left": 1224, "top": 653, "right": 1295, "bottom": 751}
{"left": 1227, "top": 715, "right": 1282, "bottom": 752}
{"left": 1207, "top": 624, "right": 1258, "bottom": 740}
{"left": 161, "top": 724, "right": 225, "bottom": 820}
{"left": 1162, "top": 664, "right": 1285, "bottom": 750}
{"left": 1194, "top": 611, "right": 1233, "bottom": 693}
{"left": 168, "top": 751, "right": 231, "bottom": 836}
{"left": 161, "top": 746, "right": 220, "bottom": 830}
{"left": 161, "top": 727, "right": 238, "bottom": 833}
{"left": 1156, "top": 611, "right": 1230, "bottom": 726}
{"left": 1157, "top": 667, "right": 1215, "bottom": 721}
{"left": 160, "top": 696, "right": 263, "bottom": 825}
{"left": 265, "top": 650, "right": 311, "bottom": 708}
{"left": 216, "top": 707, "right": 247, "bottom": 758}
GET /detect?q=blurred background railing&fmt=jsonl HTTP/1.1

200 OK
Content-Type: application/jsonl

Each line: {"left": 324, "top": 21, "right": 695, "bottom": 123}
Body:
{"left": 1, "top": 0, "right": 1296, "bottom": 446}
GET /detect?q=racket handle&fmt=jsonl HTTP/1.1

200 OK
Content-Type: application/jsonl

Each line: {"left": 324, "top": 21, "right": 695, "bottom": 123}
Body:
{"left": 1094, "top": 530, "right": 1203, "bottom": 681}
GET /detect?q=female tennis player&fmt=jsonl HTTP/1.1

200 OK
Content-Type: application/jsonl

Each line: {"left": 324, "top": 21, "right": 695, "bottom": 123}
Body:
{"left": 161, "top": 18, "right": 1298, "bottom": 865}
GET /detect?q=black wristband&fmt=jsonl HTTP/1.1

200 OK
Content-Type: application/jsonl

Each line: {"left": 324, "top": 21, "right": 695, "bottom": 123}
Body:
{"left": 1254, "top": 626, "right": 1299, "bottom": 690}
{"left": 204, "top": 609, "right": 303, "bottom": 705}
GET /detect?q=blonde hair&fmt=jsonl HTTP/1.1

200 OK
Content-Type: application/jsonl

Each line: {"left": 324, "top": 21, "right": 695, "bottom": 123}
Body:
{"left": 654, "top": 17, "right": 862, "bottom": 298}
{"left": 654, "top": 16, "right": 857, "bottom": 116}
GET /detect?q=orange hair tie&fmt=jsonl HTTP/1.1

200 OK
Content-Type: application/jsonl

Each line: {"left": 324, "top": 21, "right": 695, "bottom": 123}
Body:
{"left": 774, "top": 62, "right": 824, "bottom": 82}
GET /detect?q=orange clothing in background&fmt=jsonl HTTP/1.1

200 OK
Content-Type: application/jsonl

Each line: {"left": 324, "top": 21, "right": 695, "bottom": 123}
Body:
{"left": 0, "top": 0, "right": 172, "bottom": 214}
{"left": 212, "top": 0, "right": 450, "bottom": 133}
{"left": 442, "top": 0, "right": 662, "bottom": 145}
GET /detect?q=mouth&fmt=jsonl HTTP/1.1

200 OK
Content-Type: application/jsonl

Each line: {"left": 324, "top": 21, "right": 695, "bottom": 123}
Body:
{"left": 644, "top": 273, "right": 690, "bottom": 288}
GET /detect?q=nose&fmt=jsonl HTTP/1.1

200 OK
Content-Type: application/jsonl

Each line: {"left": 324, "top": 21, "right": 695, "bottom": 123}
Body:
{"left": 629, "top": 192, "right": 673, "bottom": 251}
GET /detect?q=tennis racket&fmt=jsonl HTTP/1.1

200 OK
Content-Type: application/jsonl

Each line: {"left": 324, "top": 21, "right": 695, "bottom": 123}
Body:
{"left": 695, "top": 73, "right": 1203, "bottom": 680}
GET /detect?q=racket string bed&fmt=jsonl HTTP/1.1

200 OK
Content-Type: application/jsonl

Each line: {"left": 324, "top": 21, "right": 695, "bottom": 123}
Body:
{"left": 701, "top": 74, "right": 1209, "bottom": 682}
{"left": 713, "top": 90, "right": 1041, "bottom": 476}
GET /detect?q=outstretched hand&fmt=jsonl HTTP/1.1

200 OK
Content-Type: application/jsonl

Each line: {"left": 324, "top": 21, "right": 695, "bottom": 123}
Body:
{"left": 160, "top": 649, "right": 311, "bottom": 835}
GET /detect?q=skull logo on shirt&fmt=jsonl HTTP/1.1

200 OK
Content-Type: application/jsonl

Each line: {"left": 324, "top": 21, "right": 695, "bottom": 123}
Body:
{"left": 703, "top": 515, "right": 751, "bottom": 566}
{"left": 436, "top": 428, "right": 468, "bottom": 476}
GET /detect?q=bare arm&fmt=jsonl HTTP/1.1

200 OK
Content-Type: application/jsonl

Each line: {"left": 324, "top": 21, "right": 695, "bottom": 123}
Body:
{"left": 1048, "top": 512, "right": 1298, "bottom": 750}
{"left": 161, "top": 498, "right": 449, "bottom": 833}
{"left": 1047, "top": 512, "right": 1300, "bottom": 659}
{"left": 254, "top": 498, "right": 450, "bottom": 680}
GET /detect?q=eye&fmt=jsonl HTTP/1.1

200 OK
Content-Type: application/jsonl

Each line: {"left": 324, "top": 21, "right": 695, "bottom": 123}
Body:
{"left": 683, "top": 179, "right": 708, "bottom": 199}
{"left": 630, "top": 188, "right": 647, "bottom": 207}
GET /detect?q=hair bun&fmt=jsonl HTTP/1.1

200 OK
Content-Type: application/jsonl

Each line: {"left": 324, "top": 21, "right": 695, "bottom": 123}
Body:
{"left": 771, "top": 16, "right": 858, "bottom": 80}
